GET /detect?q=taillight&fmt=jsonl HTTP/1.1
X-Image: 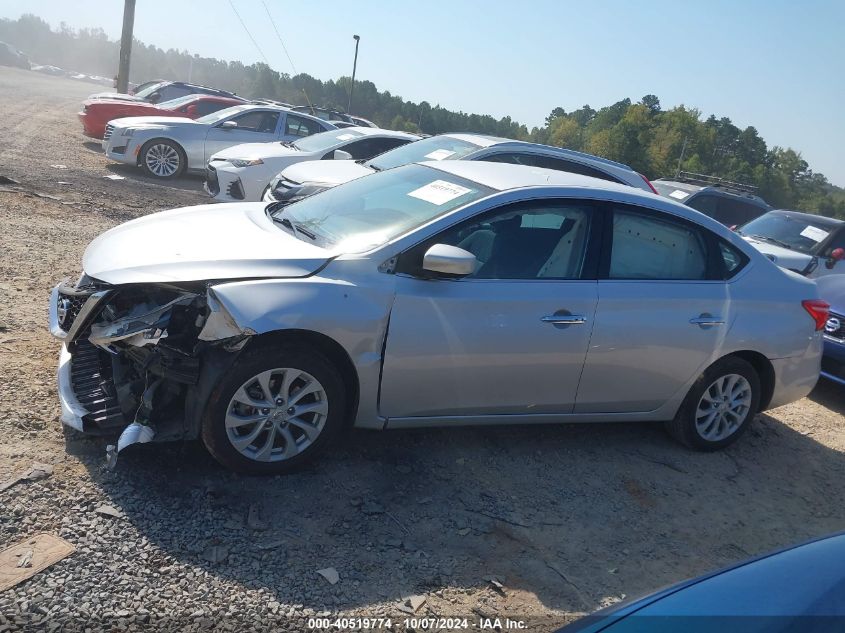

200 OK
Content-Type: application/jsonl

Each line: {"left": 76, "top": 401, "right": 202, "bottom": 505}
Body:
{"left": 639, "top": 173, "right": 659, "bottom": 194}
{"left": 802, "top": 299, "right": 830, "bottom": 331}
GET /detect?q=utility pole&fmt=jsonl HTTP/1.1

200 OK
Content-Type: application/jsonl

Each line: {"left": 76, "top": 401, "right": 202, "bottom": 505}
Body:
{"left": 116, "top": 0, "right": 136, "bottom": 94}
{"left": 347, "top": 34, "right": 360, "bottom": 114}
{"left": 675, "top": 136, "right": 689, "bottom": 178}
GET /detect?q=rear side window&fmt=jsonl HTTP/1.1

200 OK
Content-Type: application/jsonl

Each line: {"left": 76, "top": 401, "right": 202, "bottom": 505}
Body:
{"left": 718, "top": 240, "right": 748, "bottom": 279}
{"left": 483, "top": 153, "right": 623, "bottom": 184}
{"left": 608, "top": 208, "right": 708, "bottom": 280}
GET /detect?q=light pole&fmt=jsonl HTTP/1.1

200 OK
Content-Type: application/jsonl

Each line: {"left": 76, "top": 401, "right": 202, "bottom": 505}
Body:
{"left": 347, "top": 34, "right": 360, "bottom": 114}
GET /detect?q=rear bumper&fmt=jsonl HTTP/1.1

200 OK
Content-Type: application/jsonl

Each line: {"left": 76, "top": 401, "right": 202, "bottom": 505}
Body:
{"left": 767, "top": 336, "right": 823, "bottom": 409}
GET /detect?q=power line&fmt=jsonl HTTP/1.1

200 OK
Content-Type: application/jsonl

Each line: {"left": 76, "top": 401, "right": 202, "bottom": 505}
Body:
{"left": 262, "top": 0, "right": 298, "bottom": 76}
{"left": 227, "top": 0, "right": 269, "bottom": 65}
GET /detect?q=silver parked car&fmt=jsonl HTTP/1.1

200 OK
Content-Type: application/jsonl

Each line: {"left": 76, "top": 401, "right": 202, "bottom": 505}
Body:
{"left": 264, "top": 133, "right": 659, "bottom": 204}
{"left": 50, "top": 162, "right": 825, "bottom": 474}
{"left": 102, "top": 104, "right": 335, "bottom": 179}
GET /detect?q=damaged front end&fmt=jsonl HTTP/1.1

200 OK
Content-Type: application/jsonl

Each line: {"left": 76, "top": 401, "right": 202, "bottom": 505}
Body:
{"left": 50, "top": 276, "right": 249, "bottom": 464}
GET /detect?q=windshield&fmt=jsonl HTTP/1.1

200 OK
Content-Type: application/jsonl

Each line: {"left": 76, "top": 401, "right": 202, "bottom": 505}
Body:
{"left": 196, "top": 104, "right": 253, "bottom": 125}
{"left": 292, "top": 129, "right": 365, "bottom": 153}
{"left": 272, "top": 163, "right": 494, "bottom": 252}
{"left": 738, "top": 212, "right": 836, "bottom": 254}
{"left": 367, "top": 135, "right": 484, "bottom": 171}
{"left": 158, "top": 95, "right": 198, "bottom": 110}
{"left": 134, "top": 81, "right": 166, "bottom": 99}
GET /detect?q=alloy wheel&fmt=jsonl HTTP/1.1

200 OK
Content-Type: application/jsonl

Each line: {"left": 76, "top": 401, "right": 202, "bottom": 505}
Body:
{"left": 225, "top": 368, "right": 328, "bottom": 462}
{"left": 144, "top": 143, "right": 180, "bottom": 177}
{"left": 694, "top": 373, "right": 752, "bottom": 442}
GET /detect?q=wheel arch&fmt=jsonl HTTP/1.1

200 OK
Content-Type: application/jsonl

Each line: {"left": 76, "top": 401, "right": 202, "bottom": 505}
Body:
{"left": 718, "top": 350, "right": 776, "bottom": 411}
{"left": 243, "top": 329, "right": 360, "bottom": 428}
{"left": 136, "top": 136, "right": 187, "bottom": 168}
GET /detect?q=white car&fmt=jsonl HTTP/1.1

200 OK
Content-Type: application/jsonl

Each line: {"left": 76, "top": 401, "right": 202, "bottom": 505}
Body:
{"left": 205, "top": 127, "right": 419, "bottom": 202}
{"left": 102, "top": 105, "right": 335, "bottom": 179}
{"left": 264, "top": 133, "right": 658, "bottom": 204}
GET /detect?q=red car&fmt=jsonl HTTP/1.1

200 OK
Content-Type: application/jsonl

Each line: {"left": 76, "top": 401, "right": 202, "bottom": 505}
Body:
{"left": 78, "top": 94, "right": 246, "bottom": 139}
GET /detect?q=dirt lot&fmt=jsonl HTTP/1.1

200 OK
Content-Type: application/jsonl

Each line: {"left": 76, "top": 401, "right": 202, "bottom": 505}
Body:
{"left": 0, "top": 66, "right": 844, "bottom": 631}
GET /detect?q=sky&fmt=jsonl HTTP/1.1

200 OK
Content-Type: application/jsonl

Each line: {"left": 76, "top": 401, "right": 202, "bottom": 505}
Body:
{"left": 1, "top": 0, "right": 843, "bottom": 185}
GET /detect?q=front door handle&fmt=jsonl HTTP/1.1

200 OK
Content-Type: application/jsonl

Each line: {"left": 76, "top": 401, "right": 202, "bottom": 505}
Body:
{"left": 690, "top": 313, "right": 725, "bottom": 328}
{"left": 541, "top": 315, "right": 586, "bottom": 325}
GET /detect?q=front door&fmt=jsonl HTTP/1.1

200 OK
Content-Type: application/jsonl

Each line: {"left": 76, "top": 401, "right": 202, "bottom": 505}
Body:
{"left": 204, "top": 109, "right": 282, "bottom": 161}
{"left": 380, "top": 199, "right": 600, "bottom": 420}
{"left": 575, "top": 205, "right": 731, "bottom": 413}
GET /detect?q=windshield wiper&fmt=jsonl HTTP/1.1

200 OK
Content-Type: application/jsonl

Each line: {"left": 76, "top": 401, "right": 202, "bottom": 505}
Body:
{"left": 280, "top": 141, "right": 298, "bottom": 149}
{"left": 270, "top": 213, "right": 316, "bottom": 241}
{"left": 750, "top": 234, "right": 792, "bottom": 249}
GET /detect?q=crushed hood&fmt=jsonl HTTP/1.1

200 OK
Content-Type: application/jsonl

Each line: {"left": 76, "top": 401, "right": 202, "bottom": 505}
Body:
{"left": 83, "top": 203, "right": 333, "bottom": 285}
{"left": 742, "top": 237, "right": 813, "bottom": 273}
{"left": 280, "top": 159, "right": 375, "bottom": 186}
{"left": 212, "top": 142, "right": 301, "bottom": 162}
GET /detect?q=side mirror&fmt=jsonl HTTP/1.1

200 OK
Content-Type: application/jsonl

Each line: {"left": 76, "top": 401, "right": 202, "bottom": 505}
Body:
{"left": 220, "top": 120, "right": 238, "bottom": 130}
{"left": 185, "top": 104, "right": 198, "bottom": 117}
{"left": 148, "top": 91, "right": 161, "bottom": 104}
{"left": 826, "top": 247, "right": 845, "bottom": 269}
{"left": 422, "top": 244, "right": 477, "bottom": 277}
{"left": 332, "top": 149, "right": 353, "bottom": 160}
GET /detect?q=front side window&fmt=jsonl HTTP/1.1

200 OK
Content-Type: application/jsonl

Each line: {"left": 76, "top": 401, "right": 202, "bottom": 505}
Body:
{"left": 275, "top": 164, "right": 493, "bottom": 252}
{"left": 229, "top": 110, "right": 279, "bottom": 133}
{"left": 400, "top": 201, "right": 593, "bottom": 280}
{"left": 609, "top": 208, "right": 707, "bottom": 280}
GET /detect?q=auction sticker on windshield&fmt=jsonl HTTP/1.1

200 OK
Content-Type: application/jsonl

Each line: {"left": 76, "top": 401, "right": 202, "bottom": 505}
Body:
{"left": 800, "top": 225, "right": 829, "bottom": 242}
{"left": 336, "top": 134, "right": 355, "bottom": 141}
{"left": 424, "top": 149, "right": 456, "bottom": 161}
{"left": 669, "top": 189, "right": 689, "bottom": 199}
{"left": 408, "top": 180, "right": 473, "bottom": 205}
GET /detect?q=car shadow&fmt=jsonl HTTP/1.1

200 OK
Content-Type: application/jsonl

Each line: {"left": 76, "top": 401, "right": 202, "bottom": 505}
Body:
{"left": 82, "top": 141, "right": 103, "bottom": 154}
{"left": 808, "top": 379, "right": 845, "bottom": 415}
{"left": 103, "top": 163, "right": 206, "bottom": 194}
{"left": 70, "top": 412, "right": 845, "bottom": 623}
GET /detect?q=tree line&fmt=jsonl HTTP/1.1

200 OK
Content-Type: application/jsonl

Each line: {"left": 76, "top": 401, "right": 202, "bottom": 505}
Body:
{"left": 2, "top": 14, "right": 842, "bottom": 217}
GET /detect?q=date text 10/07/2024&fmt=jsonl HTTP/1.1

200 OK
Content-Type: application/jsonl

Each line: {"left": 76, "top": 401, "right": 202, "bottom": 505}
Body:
{"left": 307, "top": 617, "right": 528, "bottom": 630}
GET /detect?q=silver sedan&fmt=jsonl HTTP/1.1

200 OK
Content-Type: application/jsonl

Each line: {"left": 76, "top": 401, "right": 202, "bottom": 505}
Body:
{"left": 50, "top": 162, "right": 825, "bottom": 474}
{"left": 102, "top": 104, "right": 335, "bottom": 179}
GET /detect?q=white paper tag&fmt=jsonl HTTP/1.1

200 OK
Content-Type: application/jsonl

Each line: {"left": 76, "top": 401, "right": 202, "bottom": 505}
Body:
{"left": 424, "top": 149, "right": 455, "bottom": 161}
{"left": 336, "top": 134, "right": 355, "bottom": 141}
{"left": 799, "top": 225, "right": 829, "bottom": 242}
{"left": 408, "top": 180, "right": 472, "bottom": 205}
{"left": 669, "top": 189, "right": 689, "bottom": 200}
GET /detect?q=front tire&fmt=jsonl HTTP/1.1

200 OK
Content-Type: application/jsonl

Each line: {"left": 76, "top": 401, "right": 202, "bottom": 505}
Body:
{"left": 139, "top": 138, "right": 186, "bottom": 179}
{"left": 201, "top": 344, "right": 346, "bottom": 474}
{"left": 666, "top": 356, "right": 760, "bottom": 451}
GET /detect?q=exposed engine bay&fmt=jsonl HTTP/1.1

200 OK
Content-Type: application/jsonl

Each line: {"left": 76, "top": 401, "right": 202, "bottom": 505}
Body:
{"left": 51, "top": 275, "right": 250, "bottom": 466}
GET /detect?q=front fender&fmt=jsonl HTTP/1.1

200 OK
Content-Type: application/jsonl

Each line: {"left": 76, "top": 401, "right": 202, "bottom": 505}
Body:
{"left": 199, "top": 275, "right": 395, "bottom": 429}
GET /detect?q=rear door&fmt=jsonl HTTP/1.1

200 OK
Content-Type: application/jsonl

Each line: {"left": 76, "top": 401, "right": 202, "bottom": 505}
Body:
{"left": 204, "top": 109, "right": 281, "bottom": 160}
{"left": 575, "top": 204, "right": 731, "bottom": 413}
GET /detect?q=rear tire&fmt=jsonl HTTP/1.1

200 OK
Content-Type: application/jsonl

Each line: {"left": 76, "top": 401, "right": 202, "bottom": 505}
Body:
{"left": 666, "top": 356, "right": 760, "bottom": 451}
{"left": 201, "top": 344, "right": 346, "bottom": 475}
{"left": 139, "top": 138, "right": 186, "bottom": 179}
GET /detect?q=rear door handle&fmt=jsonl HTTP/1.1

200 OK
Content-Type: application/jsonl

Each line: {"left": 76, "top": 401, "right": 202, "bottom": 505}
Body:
{"left": 690, "top": 314, "right": 725, "bottom": 327}
{"left": 541, "top": 315, "right": 586, "bottom": 325}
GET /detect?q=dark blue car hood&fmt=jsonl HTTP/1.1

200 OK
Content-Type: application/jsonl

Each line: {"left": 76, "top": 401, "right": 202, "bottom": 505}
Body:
{"left": 817, "top": 275, "right": 845, "bottom": 315}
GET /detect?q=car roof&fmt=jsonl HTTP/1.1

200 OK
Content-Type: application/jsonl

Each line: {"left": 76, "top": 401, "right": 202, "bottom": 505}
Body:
{"left": 655, "top": 178, "right": 769, "bottom": 206}
{"left": 767, "top": 209, "right": 844, "bottom": 227}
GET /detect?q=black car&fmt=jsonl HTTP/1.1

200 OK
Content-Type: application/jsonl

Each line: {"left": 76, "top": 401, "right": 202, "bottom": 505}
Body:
{"left": 653, "top": 171, "right": 770, "bottom": 226}
{"left": 557, "top": 531, "right": 845, "bottom": 632}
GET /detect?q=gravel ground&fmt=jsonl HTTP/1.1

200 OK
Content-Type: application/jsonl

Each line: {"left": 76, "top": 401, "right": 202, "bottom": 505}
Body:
{"left": 1, "top": 66, "right": 844, "bottom": 632}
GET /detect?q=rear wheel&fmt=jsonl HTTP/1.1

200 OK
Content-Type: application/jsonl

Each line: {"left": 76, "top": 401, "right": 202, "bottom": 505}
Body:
{"left": 201, "top": 344, "right": 345, "bottom": 474}
{"left": 666, "top": 356, "right": 760, "bottom": 451}
{"left": 140, "top": 139, "right": 185, "bottom": 179}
